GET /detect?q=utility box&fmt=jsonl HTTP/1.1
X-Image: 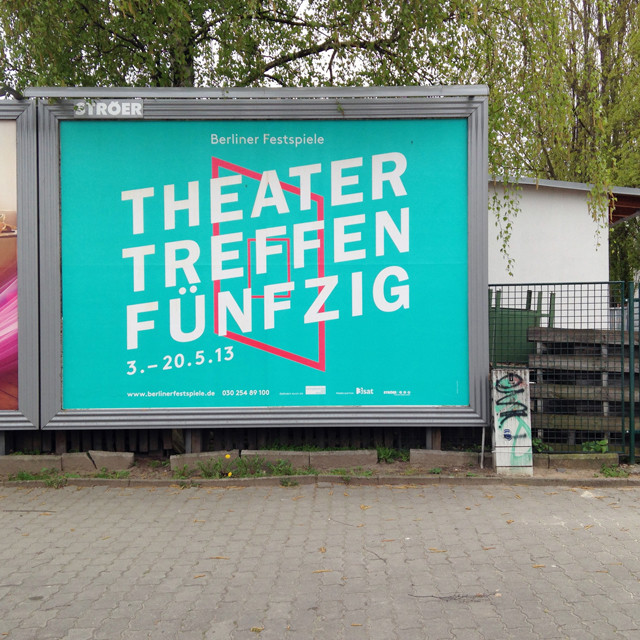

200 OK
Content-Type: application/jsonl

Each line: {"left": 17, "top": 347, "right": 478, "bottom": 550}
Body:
{"left": 491, "top": 368, "right": 533, "bottom": 476}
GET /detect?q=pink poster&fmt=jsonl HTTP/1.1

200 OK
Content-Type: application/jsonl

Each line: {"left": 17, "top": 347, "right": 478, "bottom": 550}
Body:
{"left": 0, "top": 121, "right": 18, "bottom": 410}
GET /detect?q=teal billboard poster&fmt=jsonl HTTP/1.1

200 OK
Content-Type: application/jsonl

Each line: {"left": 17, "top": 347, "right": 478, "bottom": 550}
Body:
{"left": 60, "top": 119, "right": 469, "bottom": 409}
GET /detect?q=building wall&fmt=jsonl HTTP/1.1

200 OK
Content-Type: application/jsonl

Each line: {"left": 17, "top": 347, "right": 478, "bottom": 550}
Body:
{"left": 488, "top": 182, "right": 612, "bottom": 330}
{"left": 488, "top": 182, "right": 608, "bottom": 284}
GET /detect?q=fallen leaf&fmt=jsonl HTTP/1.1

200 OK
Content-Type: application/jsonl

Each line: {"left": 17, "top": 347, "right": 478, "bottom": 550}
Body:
{"left": 344, "top": 492, "right": 349, "bottom": 496}
{"left": 360, "top": 505, "right": 371, "bottom": 510}
{"left": 357, "top": 523, "right": 365, "bottom": 528}
{"left": 485, "top": 494, "right": 494, "bottom": 499}
{"left": 532, "top": 564, "right": 545, "bottom": 569}
{"left": 515, "top": 494, "right": 521, "bottom": 499}
{"left": 584, "top": 524, "right": 593, "bottom": 529}
{"left": 483, "top": 546, "right": 495, "bottom": 550}
{"left": 292, "top": 495, "right": 304, "bottom": 501}
{"left": 319, "top": 547, "right": 326, "bottom": 553}
{"left": 313, "top": 569, "right": 333, "bottom": 573}
{"left": 382, "top": 539, "right": 395, "bottom": 542}
{"left": 250, "top": 627, "right": 264, "bottom": 633}
{"left": 351, "top": 623, "right": 363, "bottom": 627}
{"left": 193, "top": 519, "right": 205, "bottom": 523}
{"left": 193, "top": 574, "right": 205, "bottom": 579}
{"left": 545, "top": 492, "right": 558, "bottom": 495}
{"left": 506, "top": 520, "right": 514, "bottom": 525}
{"left": 465, "top": 507, "right": 472, "bottom": 510}
{"left": 102, "top": 536, "right": 110, "bottom": 540}
{"left": 428, "top": 548, "right": 447, "bottom": 553}
{"left": 40, "top": 512, "right": 52, "bottom": 516}
{"left": 209, "top": 556, "right": 229, "bottom": 560}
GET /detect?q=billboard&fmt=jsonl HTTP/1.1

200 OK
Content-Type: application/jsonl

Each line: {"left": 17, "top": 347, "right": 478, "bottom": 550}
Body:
{"left": 37, "top": 88, "right": 488, "bottom": 429}
{"left": 0, "top": 102, "right": 38, "bottom": 429}
{"left": 0, "top": 120, "right": 17, "bottom": 411}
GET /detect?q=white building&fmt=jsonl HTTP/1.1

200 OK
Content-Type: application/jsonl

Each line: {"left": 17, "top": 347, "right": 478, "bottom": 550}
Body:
{"left": 488, "top": 178, "right": 640, "bottom": 330}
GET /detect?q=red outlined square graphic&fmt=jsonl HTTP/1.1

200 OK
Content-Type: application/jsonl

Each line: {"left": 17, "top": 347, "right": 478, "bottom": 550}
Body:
{"left": 247, "top": 237, "right": 291, "bottom": 299}
{"left": 212, "top": 157, "right": 326, "bottom": 371}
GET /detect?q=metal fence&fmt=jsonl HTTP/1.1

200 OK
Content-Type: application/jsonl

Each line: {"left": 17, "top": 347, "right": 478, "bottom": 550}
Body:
{"left": 489, "top": 282, "right": 636, "bottom": 454}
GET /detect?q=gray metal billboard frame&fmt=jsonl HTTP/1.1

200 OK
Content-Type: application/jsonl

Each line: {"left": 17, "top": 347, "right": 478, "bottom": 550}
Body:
{"left": 36, "top": 86, "right": 488, "bottom": 430}
{"left": 0, "top": 101, "right": 38, "bottom": 429}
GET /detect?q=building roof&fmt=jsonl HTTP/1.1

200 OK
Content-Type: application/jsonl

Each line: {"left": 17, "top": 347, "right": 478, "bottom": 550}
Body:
{"left": 491, "top": 176, "right": 640, "bottom": 226}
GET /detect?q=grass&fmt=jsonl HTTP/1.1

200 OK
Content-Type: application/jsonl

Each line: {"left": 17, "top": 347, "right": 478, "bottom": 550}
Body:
{"left": 377, "top": 446, "right": 410, "bottom": 463}
{"left": 8, "top": 467, "right": 81, "bottom": 488}
{"left": 195, "top": 456, "right": 317, "bottom": 479}
{"left": 327, "top": 467, "right": 374, "bottom": 484}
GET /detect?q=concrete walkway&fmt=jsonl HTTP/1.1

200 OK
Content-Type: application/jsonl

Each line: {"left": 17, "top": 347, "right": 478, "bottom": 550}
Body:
{"left": 1, "top": 481, "right": 639, "bottom": 639}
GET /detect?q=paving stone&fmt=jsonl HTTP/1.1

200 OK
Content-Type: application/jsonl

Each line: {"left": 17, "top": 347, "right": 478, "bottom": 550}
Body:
{"left": 2, "top": 483, "right": 640, "bottom": 639}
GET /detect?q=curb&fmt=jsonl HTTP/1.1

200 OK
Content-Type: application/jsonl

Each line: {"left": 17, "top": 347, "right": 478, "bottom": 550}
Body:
{"left": 1, "top": 474, "right": 638, "bottom": 489}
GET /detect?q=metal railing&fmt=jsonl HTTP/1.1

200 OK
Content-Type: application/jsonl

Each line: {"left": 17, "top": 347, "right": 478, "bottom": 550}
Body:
{"left": 489, "top": 282, "right": 637, "bottom": 457}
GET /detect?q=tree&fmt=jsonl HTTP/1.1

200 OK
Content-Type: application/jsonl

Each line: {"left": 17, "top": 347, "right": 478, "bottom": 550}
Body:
{"left": 0, "top": 1, "right": 469, "bottom": 89}
{"left": 2, "top": 0, "right": 640, "bottom": 277}
{"left": 460, "top": 0, "right": 640, "bottom": 274}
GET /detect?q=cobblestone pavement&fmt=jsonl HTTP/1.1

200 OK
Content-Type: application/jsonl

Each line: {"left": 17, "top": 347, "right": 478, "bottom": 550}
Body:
{"left": 1, "top": 482, "right": 640, "bottom": 639}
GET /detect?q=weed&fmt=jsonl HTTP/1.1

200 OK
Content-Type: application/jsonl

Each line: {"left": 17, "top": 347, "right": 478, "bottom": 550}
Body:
{"left": 428, "top": 467, "right": 442, "bottom": 475}
{"left": 175, "top": 480, "right": 200, "bottom": 489}
{"left": 266, "top": 459, "right": 295, "bottom": 476}
{"left": 582, "top": 439, "right": 609, "bottom": 454}
{"left": 377, "top": 446, "right": 409, "bottom": 463}
{"left": 8, "top": 467, "right": 77, "bottom": 489}
{"left": 197, "top": 458, "right": 226, "bottom": 478}
{"left": 234, "top": 457, "right": 268, "bottom": 477}
{"left": 280, "top": 478, "right": 299, "bottom": 487}
{"left": 148, "top": 459, "right": 166, "bottom": 469}
{"left": 173, "top": 464, "right": 192, "bottom": 479}
{"left": 45, "top": 475, "right": 68, "bottom": 488}
{"left": 600, "top": 464, "right": 629, "bottom": 478}
{"left": 466, "top": 472, "right": 478, "bottom": 477}
{"left": 532, "top": 437, "right": 553, "bottom": 454}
